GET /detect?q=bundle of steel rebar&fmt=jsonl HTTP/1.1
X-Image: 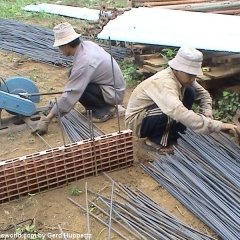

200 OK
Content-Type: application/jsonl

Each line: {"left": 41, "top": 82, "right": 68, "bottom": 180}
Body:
{"left": 142, "top": 129, "right": 240, "bottom": 240}
{"left": 0, "top": 18, "right": 72, "bottom": 66}
{"left": 0, "top": 18, "right": 132, "bottom": 65}
{"left": 61, "top": 108, "right": 105, "bottom": 143}
{"left": 68, "top": 173, "right": 217, "bottom": 240}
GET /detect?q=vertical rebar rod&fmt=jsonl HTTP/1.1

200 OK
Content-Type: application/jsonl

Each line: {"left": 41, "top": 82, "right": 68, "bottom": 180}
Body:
{"left": 109, "top": 36, "right": 121, "bottom": 133}
{"left": 57, "top": 224, "right": 68, "bottom": 240}
{"left": 107, "top": 182, "right": 114, "bottom": 240}
{"left": 55, "top": 97, "right": 66, "bottom": 147}
{"left": 85, "top": 182, "right": 90, "bottom": 237}
{"left": 87, "top": 110, "right": 98, "bottom": 176}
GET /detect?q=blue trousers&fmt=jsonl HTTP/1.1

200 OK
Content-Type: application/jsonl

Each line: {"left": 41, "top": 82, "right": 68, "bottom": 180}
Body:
{"left": 140, "top": 86, "right": 196, "bottom": 146}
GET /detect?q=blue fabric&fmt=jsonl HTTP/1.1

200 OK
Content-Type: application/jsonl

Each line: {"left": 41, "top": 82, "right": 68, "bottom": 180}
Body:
{"left": 140, "top": 86, "right": 196, "bottom": 145}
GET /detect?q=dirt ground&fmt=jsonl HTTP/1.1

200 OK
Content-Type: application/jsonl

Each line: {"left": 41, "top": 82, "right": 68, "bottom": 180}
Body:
{"left": 0, "top": 48, "right": 218, "bottom": 240}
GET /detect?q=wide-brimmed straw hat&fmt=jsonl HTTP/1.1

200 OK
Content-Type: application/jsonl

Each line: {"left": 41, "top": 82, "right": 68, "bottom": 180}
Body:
{"left": 168, "top": 47, "right": 203, "bottom": 76}
{"left": 53, "top": 22, "right": 81, "bottom": 47}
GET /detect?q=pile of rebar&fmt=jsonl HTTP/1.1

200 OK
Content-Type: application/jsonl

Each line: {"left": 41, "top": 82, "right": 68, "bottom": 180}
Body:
{"left": 0, "top": 18, "right": 72, "bottom": 66}
{"left": 61, "top": 108, "right": 105, "bottom": 143}
{"left": 68, "top": 173, "right": 217, "bottom": 240}
{"left": 0, "top": 18, "right": 132, "bottom": 65}
{"left": 142, "top": 129, "right": 240, "bottom": 240}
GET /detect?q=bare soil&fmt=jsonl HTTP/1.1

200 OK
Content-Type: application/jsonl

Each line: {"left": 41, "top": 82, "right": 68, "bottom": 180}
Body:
{"left": 0, "top": 50, "right": 218, "bottom": 239}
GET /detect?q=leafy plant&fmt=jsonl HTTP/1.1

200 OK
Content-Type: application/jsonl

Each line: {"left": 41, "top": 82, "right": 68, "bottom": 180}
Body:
{"left": 212, "top": 91, "right": 240, "bottom": 122}
{"left": 16, "top": 224, "right": 44, "bottom": 240}
{"left": 7, "top": 135, "right": 16, "bottom": 142}
{"left": 119, "top": 60, "right": 144, "bottom": 87}
{"left": 160, "top": 48, "right": 177, "bottom": 68}
{"left": 70, "top": 186, "right": 83, "bottom": 196}
{"left": 192, "top": 103, "right": 200, "bottom": 113}
{"left": 161, "top": 48, "right": 177, "bottom": 59}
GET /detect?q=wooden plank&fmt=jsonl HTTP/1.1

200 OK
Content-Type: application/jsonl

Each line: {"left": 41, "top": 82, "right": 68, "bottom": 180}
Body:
{"left": 202, "top": 51, "right": 232, "bottom": 59}
{"left": 136, "top": 68, "right": 150, "bottom": 75}
{"left": 212, "top": 53, "right": 240, "bottom": 65}
{"left": 143, "top": 64, "right": 164, "bottom": 73}
{"left": 139, "top": 53, "right": 159, "bottom": 60}
{"left": 198, "top": 78, "right": 231, "bottom": 90}
{"left": 196, "top": 74, "right": 212, "bottom": 81}
{"left": 203, "top": 64, "right": 240, "bottom": 79}
{"left": 143, "top": 57, "right": 167, "bottom": 67}
{"left": 132, "top": 44, "right": 149, "bottom": 49}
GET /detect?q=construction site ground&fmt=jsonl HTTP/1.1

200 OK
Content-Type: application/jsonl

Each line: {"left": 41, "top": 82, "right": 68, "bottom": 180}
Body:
{"left": 0, "top": 48, "right": 218, "bottom": 239}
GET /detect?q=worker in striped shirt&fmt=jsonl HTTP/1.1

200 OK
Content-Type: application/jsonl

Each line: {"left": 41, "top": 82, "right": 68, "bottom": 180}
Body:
{"left": 125, "top": 46, "right": 240, "bottom": 153}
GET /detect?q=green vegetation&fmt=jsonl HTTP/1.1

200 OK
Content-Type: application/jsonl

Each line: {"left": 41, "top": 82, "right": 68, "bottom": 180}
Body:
{"left": 69, "top": 185, "right": 83, "bottom": 196}
{"left": 160, "top": 47, "right": 177, "bottom": 68}
{"left": 16, "top": 224, "right": 44, "bottom": 240}
{"left": 0, "top": 0, "right": 90, "bottom": 28}
{"left": 119, "top": 60, "right": 144, "bottom": 88}
{"left": 7, "top": 134, "right": 16, "bottom": 141}
{"left": 161, "top": 48, "right": 177, "bottom": 60}
{"left": 192, "top": 91, "right": 240, "bottom": 123}
{"left": 1, "top": 0, "right": 49, "bottom": 19}
{"left": 212, "top": 91, "right": 240, "bottom": 122}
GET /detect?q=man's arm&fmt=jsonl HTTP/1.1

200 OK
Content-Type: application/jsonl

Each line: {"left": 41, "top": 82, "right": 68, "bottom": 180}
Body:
{"left": 148, "top": 80, "right": 222, "bottom": 134}
{"left": 193, "top": 80, "right": 213, "bottom": 118}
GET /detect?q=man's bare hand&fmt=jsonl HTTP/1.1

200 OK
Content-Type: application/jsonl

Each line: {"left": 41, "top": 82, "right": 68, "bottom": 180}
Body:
{"left": 221, "top": 123, "right": 240, "bottom": 145}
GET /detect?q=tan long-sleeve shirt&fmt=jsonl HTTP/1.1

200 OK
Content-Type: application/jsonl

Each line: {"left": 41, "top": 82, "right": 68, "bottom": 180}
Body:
{"left": 125, "top": 67, "right": 222, "bottom": 137}
{"left": 51, "top": 40, "right": 125, "bottom": 116}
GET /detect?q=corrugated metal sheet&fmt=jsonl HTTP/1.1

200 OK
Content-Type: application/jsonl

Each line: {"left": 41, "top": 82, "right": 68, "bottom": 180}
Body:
{"left": 97, "top": 7, "right": 240, "bottom": 52}
{"left": 23, "top": 3, "right": 111, "bottom": 21}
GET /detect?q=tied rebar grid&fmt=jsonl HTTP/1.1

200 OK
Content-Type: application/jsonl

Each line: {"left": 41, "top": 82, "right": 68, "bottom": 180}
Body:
{"left": 68, "top": 173, "right": 216, "bottom": 240}
{"left": 0, "top": 129, "right": 134, "bottom": 204}
{"left": 0, "top": 18, "right": 132, "bottom": 65}
{"left": 142, "top": 128, "right": 240, "bottom": 240}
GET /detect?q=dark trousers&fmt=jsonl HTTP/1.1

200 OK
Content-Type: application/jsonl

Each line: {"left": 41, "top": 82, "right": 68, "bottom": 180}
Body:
{"left": 140, "top": 86, "right": 196, "bottom": 145}
{"left": 79, "top": 83, "right": 111, "bottom": 119}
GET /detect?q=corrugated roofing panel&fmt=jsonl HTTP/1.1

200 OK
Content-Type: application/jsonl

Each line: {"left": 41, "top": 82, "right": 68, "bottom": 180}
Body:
{"left": 23, "top": 3, "right": 111, "bottom": 21}
{"left": 97, "top": 7, "right": 240, "bottom": 52}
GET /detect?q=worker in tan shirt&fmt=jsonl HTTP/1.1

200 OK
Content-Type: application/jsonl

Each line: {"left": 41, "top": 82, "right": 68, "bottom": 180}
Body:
{"left": 33, "top": 22, "right": 125, "bottom": 135}
{"left": 125, "top": 46, "right": 240, "bottom": 153}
